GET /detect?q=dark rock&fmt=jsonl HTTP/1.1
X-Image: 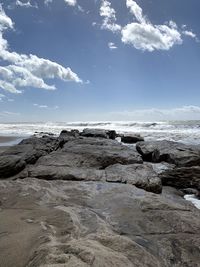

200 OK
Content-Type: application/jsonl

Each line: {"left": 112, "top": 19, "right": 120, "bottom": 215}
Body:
{"left": 121, "top": 135, "right": 144, "bottom": 144}
{"left": 0, "top": 155, "right": 26, "bottom": 178}
{"left": 160, "top": 166, "right": 200, "bottom": 190}
{"left": 181, "top": 188, "right": 200, "bottom": 198}
{"left": 105, "top": 163, "right": 162, "bottom": 193}
{"left": 58, "top": 137, "right": 142, "bottom": 168}
{"left": 80, "top": 128, "right": 116, "bottom": 140}
{"left": 0, "top": 136, "right": 64, "bottom": 178}
{"left": 136, "top": 140, "right": 200, "bottom": 167}
{"left": 59, "top": 129, "right": 79, "bottom": 138}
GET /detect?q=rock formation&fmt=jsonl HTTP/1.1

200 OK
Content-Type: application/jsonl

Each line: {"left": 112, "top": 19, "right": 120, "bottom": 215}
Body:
{"left": 0, "top": 130, "right": 200, "bottom": 267}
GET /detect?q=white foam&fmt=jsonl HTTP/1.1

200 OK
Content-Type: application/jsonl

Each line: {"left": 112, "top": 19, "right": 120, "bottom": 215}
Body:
{"left": 0, "top": 121, "right": 200, "bottom": 145}
{"left": 184, "top": 194, "right": 200, "bottom": 210}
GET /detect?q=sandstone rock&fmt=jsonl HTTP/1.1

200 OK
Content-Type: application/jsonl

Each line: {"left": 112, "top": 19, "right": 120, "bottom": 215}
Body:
{"left": 136, "top": 140, "right": 200, "bottom": 167}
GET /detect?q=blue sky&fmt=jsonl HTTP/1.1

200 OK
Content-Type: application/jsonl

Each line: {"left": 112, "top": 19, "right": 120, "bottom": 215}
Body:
{"left": 0, "top": 0, "right": 200, "bottom": 122}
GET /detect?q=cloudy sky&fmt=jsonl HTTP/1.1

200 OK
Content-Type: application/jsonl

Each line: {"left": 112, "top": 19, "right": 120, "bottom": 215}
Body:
{"left": 0, "top": 0, "right": 200, "bottom": 121}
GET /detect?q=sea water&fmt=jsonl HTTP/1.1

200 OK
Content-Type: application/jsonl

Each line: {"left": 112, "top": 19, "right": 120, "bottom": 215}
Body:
{"left": 0, "top": 120, "right": 199, "bottom": 145}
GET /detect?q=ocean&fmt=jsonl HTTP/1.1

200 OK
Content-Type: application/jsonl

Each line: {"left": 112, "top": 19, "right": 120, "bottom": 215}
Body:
{"left": 0, "top": 120, "right": 200, "bottom": 145}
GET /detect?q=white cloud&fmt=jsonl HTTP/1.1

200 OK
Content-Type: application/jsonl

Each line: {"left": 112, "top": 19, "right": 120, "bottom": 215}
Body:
{"left": 111, "top": 106, "right": 200, "bottom": 120}
{"left": 126, "top": 0, "right": 146, "bottom": 24}
{"left": 100, "top": 0, "right": 121, "bottom": 32}
{"left": 99, "top": 0, "right": 197, "bottom": 52}
{"left": 121, "top": 22, "right": 182, "bottom": 52}
{"left": 121, "top": 0, "right": 182, "bottom": 51}
{"left": 0, "top": 5, "right": 82, "bottom": 94}
{"left": 44, "top": 0, "right": 77, "bottom": 7}
{"left": 34, "top": 104, "right": 48, "bottom": 108}
{"left": 182, "top": 30, "right": 197, "bottom": 39}
{"left": 64, "top": 0, "right": 76, "bottom": 6}
{"left": 16, "top": 0, "right": 38, "bottom": 8}
{"left": 108, "top": 42, "right": 117, "bottom": 50}
{"left": 0, "top": 5, "right": 14, "bottom": 30}
{"left": 0, "top": 111, "right": 20, "bottom": 116}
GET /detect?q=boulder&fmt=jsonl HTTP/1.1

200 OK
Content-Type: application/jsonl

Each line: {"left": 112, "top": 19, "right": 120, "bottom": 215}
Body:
{"left": 136, "top": 140, "right": 200, "bottom": 167}
{"left": 0, "top": 155, "right": 26, "bottom": 178}
{"left": 59, "top": 129, "right": 79, "bottom": 138}
{"left": 121, "top": 135, "right": 144, "bottom": 144}
{"left": 105, "top": 163, "right": 162, "bottom": 193}
{"left": 0, "top": 136, "right": 64, "bottom": 178}
{"left": 160, "top": 166, "right": 200, "bottom": 190}
{"left": 80, "top": 128, "right": 116, "bottom": 140}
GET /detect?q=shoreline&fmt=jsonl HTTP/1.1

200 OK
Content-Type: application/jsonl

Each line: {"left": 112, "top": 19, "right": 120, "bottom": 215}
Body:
{"left": 0, "top": 136, "right": 25, "bottom": 152}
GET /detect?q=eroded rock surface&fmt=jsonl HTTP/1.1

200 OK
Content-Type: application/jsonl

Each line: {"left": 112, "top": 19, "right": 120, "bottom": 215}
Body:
{"left": 0, "top": 179, "right": 200, "bottom": 267}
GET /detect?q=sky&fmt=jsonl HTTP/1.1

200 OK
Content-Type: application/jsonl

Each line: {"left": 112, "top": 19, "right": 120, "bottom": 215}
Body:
{"left": 0, "top": 0, "right": 200, "bottom": 122}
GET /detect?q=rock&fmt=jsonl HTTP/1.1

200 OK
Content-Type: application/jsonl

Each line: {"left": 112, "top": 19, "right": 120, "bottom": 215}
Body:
{"left": 80, "top": 128, "right": 116, "bottom": 140}
{"left": 160, "top": 166, "right": 200, "bottom": 190}
{"left": 59, "top": 129, "right": 79, "bottom": 138}
{"left": 0, "top": 155, "right": 26, "bottom": 178}
{"left": 181, "top": 188, "right": 200, "bottom": 198}
{"left": 0, "top": 136, "right": 64, "bottom": 178}
{"left": 38, "top": 137, "right": 143, "bottom": 169}
{"left": 121, "top": 135, "right": 144, "bottom": 144}
{"left": 105, "top": 163, "right": 162, "bottom": 193}
{"left": 20, "top": 162, "right": 161, "bottom": 194}
{"left": 0, "top": 179, "right": 200, "bottom": 267}
{"left": 136, "top": 140, "right": 200, "bottom": 167}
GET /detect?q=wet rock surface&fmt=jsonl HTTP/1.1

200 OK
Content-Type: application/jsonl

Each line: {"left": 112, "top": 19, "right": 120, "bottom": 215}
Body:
{"left": 0, "top": 131, "right": 200, "bottom": 266}
{"left": 136, "top": 140, "right": 200, "bottom": 167}
{"left": 0, "top": 179, "right": 200, "bottom": 267}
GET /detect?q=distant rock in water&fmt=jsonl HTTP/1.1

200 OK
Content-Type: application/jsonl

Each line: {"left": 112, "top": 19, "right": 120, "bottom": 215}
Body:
{"left": 80, "top": 128, "right": 117, "bottom": 140}
{"left": 121, "top": 134, "right": 144, "bottom": 144}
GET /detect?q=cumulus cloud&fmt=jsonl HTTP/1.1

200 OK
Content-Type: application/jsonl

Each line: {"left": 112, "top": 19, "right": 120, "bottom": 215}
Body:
{"left": 64, "top": 0, "right": 76, "bottom": 6}
{"left": 182, "top": 30, "right": 198, "bottom": 42}
{"left": 44, "top": 0, "right": 77, "bottom": 6}
{"left": 108, "top": 42, "right": 117, "bottom": 50}
{"left": 99, "top": 0, "right": 197, "bottom": 52}
{"left": 16, "top": 0, "right": 38, "bottom": 8}
{"left": 121, "top": 0, "right": 182, "bottom": 51}
{"left": 0, "top": 5, "right": 82, "bottom": 94}
{"left": 100, "top": 0, "right": 121, "bottom": 32}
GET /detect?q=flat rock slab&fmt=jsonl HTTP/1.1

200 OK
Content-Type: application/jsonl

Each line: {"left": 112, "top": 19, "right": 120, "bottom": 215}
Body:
{"left": 18, "top": 162, "right": 161, "bottom": 194}
{"left": 0, "top": 179, "right": 200, "bottom": 267}
{"left": 136, "top": 140, "right": 200, "bottom": 167}
{"left": 37, "top": 137, "right": 143, "bottom": 169}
